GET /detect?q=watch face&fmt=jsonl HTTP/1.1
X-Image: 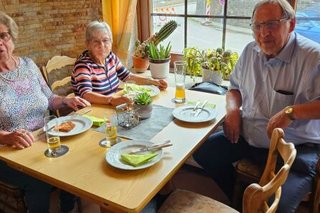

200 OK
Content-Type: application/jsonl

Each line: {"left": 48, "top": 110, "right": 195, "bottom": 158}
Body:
{"left": 285, "top": 107, "right": 293, "bottom": 114}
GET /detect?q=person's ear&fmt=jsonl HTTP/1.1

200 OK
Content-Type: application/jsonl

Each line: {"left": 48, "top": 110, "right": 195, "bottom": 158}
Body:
{"left": 289, "top": 18, "right": 296, "bottom": 33}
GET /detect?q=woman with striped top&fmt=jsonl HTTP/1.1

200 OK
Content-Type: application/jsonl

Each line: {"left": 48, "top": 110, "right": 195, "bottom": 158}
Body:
{"left": 72, "top": 21, "right": 167, "bottom": 106}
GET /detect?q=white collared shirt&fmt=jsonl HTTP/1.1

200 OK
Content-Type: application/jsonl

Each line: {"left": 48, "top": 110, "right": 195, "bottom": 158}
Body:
{"left": 230, "top": 32, "right": 320, "bottom": 148}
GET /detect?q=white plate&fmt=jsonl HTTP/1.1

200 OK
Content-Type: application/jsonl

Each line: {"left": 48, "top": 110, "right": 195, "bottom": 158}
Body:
{"left": 172, "top": 106, "right": 217, "bottom": 123}
{"left": 123, "top": 84, "right": 160, "bottom": 97}
{"left": 46, "top": 115, "right": 93, "bottom": 137}
{"left": 141, "top": 85, "right": 160, "bottom": 97}
{"left": 106, "top": 140, "right": 163, "bottom": 170}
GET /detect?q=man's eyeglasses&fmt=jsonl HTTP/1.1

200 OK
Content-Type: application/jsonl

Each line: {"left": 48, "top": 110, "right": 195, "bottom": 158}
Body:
{"left": 0, "top": 32, "right": 11, "bottom": 42}
{"left": 250, "top": 18, "right": 289, "bottom": 32}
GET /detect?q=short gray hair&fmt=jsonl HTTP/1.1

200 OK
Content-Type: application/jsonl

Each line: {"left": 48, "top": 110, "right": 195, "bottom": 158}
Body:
{"left": 252, "top": 0, "right": 295, "bottom": 22}
{"left": 0, "top": 11, "right": 18, "bottom": 41}
{"left": 85, "top": 21, "right": 113, "bottom": 43}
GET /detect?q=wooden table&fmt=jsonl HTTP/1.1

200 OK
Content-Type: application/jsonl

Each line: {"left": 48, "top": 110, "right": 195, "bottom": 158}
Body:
{"left": 0, "top": 87, "right": 226, "bottom": 212}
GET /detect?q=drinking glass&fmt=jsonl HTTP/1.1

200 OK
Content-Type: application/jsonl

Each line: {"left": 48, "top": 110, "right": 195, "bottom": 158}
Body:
{"left": 99, "top": 111, "right": 119, "bottom": 148}
{"left": 173, "top": 61, "right": 186, "bottom": 103}
{"left": 44, "top": 115, "right": 69, "bottom": 157}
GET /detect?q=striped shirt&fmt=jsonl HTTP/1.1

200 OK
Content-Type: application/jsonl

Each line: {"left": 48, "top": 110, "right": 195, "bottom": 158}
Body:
{"left": 71, "top": 50, "right": 130, "bottom": 97}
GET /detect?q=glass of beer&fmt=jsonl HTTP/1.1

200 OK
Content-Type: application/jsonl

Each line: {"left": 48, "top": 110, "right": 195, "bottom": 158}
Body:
{"left": 100, "top": 111, "right": 119, "bottom": 148}
{"left": 173, "top": 61, "right": 186, "bottom": 103}
{"left": 44, "top": 115, "right": 68, "bottom": 157}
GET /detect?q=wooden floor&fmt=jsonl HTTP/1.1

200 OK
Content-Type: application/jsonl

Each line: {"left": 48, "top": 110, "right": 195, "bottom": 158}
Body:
{"left": 50, "top": 164, "right": 310, "bottom": 213}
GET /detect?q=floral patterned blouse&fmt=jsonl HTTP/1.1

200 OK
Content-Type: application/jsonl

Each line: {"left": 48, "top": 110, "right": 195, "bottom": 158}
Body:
{"left": 0, "top": 57, "right": 57, "bottom": 132}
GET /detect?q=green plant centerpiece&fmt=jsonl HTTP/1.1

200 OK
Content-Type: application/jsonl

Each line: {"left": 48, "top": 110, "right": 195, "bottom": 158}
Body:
{"left": 183, "top": 47, "right": 239, "bottom": 84}
{"left": 133, "top": 92, "right": 153, "bottom": 119}
{"left": 134, "top": 92, "right": 152, "bottom": 105}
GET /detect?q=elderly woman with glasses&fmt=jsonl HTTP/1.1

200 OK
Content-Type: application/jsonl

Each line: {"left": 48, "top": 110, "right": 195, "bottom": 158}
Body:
{"left": 0, "top": 11, "right": 90, "bottom": 212}
{"left": 71, "top": 20, "right": 168, "bottom": 106}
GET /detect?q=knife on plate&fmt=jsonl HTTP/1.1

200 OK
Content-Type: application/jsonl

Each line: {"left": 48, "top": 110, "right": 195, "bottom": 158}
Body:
{"left": 194, "top": 100, "right": 208, "bottom": 117}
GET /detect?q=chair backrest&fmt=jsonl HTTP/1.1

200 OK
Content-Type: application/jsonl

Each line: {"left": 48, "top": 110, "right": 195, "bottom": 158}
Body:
{"left": 42, "top": 55, "right": 76, "bottom": 116}
{"left": 42, "top": 55, "right": 76, "bottom": 92}
{"left": 242, "top": 128, "right": 297, "bottom": 213}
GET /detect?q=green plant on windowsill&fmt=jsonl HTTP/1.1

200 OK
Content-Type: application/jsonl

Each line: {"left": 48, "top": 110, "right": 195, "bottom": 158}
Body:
{"left": 148, "top": 42, "right": 172, "bottom": 62}
{"left": 134, "top": 20, "right": 177, "bottom": 59}
{"left": 183, "top": 47, "right": 239, "bottom": 80}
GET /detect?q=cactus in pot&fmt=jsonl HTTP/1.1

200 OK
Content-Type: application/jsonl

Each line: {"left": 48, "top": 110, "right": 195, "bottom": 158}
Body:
{"left": 134, "top": 20, "right": 177, "bottom": 59}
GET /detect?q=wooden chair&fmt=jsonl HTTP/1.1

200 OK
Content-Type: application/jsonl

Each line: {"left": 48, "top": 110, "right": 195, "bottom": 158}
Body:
{"left": 41, "top": 55, "right": 76, "bottom": 116}
{"left": 158, "top": 128, "right": 297, "bottom": 213}
{"left": 233, "top": 147, "right": 320, "bottom": 212}
{"left": 0, "top": 180, "right": 27, "bottom": 213}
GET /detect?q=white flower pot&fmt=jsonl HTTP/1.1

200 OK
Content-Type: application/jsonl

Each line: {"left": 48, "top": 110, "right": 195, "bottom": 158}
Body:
{"left": 149, "top": 58, "right": 170, "bottom": 79}
{"left": 202, "top": 68, "right": 223, "bottom": 85}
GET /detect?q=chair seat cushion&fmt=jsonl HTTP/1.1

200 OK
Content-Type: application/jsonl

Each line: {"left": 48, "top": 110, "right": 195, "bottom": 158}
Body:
{"left": 158, "top": 189, "right": 238, "bottom": 213}
{"left": 236, "top": 159, "right": 263, "bottom": 181}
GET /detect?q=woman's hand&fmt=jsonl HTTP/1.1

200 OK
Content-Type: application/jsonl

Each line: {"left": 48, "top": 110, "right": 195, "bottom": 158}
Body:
{"left": 62, "top": 96, "right": 91, "bottom": 111}
{"left": 152, "top": 79, "right": 168, "bottom": 90}
{"left": 110, "top": 96, "right": 133, "bottom": 107}
{"left": 223, "top": 108, "right": 241, "bottom": 143}
{"left": 0, "top": 129, "right": 34, "bottom": 149}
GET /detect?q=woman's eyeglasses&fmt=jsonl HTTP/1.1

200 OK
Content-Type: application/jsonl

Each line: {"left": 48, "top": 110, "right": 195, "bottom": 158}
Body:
{"left": 0, "top": 32, "right": 11, "bottom": 42}
{"left": 250, "top": 17, "right": 289, "bottom": 32}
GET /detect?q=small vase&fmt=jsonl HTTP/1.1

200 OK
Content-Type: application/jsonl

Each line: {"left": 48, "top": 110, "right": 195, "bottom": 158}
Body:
{"left": 202, "top": 68, "right": 223, "bottom": 85}
{"left": 134, "top": 104, "right": 153, "bottom": 119}
{"left": 132, "top": 55, "right": 149, "bottom": 73}
{"left": 149, "top": 57, "right": 170, "bottom": 79}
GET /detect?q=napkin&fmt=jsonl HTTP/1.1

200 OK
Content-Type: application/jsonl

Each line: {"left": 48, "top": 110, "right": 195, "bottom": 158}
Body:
{"left": 83, "top": 115, "right": 105, "bottom": 127}
{"left": 121, "top": 152, "right": 158, "bottom": 167}
{"left": 186, "top": 101, "right": 216, "bottom": 109}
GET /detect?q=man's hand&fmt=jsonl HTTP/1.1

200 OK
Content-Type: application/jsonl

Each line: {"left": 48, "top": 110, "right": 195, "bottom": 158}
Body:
{"left": 224, "top": 108, "right": 241, "bottom": 143}
{"left": 267, "top": 109, "right": 292, "bottom": 138}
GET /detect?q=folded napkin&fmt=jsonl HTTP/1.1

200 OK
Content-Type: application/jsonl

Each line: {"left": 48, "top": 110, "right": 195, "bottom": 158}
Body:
{"left": 83, "top": 115, "right": 105, "bottom": 127}
{"left": 121, "top": 152, "right": 158, "bottom": 167}
{"left": 186, "top": 101, "right": 216, "bottom": 109}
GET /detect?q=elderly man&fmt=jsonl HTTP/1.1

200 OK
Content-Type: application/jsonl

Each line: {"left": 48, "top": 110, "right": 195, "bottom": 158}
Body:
{"left": 193, "top": 0, "right": 320, "bottom": 212}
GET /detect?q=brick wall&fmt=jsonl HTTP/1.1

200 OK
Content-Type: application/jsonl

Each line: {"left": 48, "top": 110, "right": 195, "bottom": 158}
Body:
{"left": 0, "top": 0, "right": 102, "bottom": 67}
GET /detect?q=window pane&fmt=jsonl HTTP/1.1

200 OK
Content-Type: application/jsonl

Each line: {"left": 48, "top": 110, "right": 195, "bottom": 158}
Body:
{"left": 187, "top": 17, "right": 223, "bottom": 50}
{"left": 152, "top": 17, "right": 184, "bottom": 53}
{"left": 187, "top": 0, "right": 223, "bottom": 16}
{"left": 225, "top": 19, "right": 254, "bottom": 53}
{"left": 295, "top": 1, "right": 320, "bottom": 43}
{"left": 227, "top": 0, "right": 260, "bottom": 16}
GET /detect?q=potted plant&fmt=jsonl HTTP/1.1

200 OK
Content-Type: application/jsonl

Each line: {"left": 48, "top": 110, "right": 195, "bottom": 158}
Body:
{"left": 183, "top": 47, "right": 239, "bottom": 84}
{"left": 133, "top": 92, "right": 153, "bottom": 119}
{"left": 148, "top": 42, "right": 172, "bottom": 79}
{"left": 132, "top": 20, "right": 177, "bottom": 73}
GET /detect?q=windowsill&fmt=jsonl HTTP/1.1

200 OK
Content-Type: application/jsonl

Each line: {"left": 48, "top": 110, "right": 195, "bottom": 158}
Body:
{"left": 131, "top": 69, "right": 230, "bottom": 89}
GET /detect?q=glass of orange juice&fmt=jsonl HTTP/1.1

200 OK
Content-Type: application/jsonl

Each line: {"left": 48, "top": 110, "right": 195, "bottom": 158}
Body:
{"left": 173, "top": 61, "right": 186, "bottom": 103}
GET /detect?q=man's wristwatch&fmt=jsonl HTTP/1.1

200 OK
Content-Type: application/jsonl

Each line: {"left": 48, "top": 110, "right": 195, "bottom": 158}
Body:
{"left": 284, "top": 106, "right": 295, "bottom": 120}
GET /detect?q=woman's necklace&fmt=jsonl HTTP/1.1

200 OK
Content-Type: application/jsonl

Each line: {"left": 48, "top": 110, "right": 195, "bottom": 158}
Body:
{"left": 0, "top": 56, "right": 20, "bottom": 82}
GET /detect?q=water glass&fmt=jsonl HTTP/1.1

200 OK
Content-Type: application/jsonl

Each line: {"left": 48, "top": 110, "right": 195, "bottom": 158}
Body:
{"left": 101, "top": 111, "right": 118, "bottom": 148}
{"left": 173, "top": 61, "right": 186, "bottom": 103}
{"left": 44, "top": 115, "right": 68, "bottom": 157}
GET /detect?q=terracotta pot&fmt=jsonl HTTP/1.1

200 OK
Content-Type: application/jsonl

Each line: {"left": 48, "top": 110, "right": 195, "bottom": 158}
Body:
{"left": 132, "top": 55, "right": 149, "bottom": 73}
